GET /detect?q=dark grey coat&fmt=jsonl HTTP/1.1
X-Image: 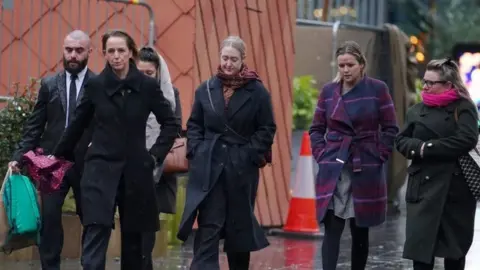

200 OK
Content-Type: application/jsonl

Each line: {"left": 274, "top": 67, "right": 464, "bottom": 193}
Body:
{"left": 177, "top": 76, "right": 276, "bottom": 252}
{"left": 54, "top": 63, "right": 180, "bottom": 232}
{"left": 395, "top": 98, "right": 478, "bottom": 263}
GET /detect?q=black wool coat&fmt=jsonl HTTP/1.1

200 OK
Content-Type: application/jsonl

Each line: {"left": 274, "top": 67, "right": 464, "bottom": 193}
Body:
{"left": 177, "top": 76, "right": 276, "bottom": 252}
{"left": 54, "top": 63, "right": 180, "bottom": 232}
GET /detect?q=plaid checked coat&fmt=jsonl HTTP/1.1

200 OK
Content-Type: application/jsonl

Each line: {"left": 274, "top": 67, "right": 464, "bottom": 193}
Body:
{"left": 309, "top": 76, "right": 399, "bottom": 227}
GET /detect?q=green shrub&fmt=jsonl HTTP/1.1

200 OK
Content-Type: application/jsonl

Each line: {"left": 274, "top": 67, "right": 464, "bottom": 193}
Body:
{"left": 414, "top": 78, "right": 423, "bottom": 104}
{"left": 293, "top": 75, "right": 318, "bottom": 130}
{"left": 0, "top": 79, "right": 39, "bottom": 177}
{"left": 0, "top": 79, "right": 79, "bottom": 213}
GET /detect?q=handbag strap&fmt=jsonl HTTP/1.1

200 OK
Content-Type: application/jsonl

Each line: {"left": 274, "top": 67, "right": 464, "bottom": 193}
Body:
{"left": 206, "top": 79, "right": 249, "bottom": 143}
{"left": 1, "top": 167, "right": 11, "bottom": 195}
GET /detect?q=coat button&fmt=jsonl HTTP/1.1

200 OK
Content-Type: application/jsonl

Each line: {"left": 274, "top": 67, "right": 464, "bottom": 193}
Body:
{"left": 222, "top": 144, "right": 226, "bottom": 148}
{"left": 427, "top": 143, "right": 433, "bottom": 147}
{"left": 410, "top": 150, "right": 415, "bottom": 155}
{"left": 425, "top": 176, "right": 430, "bottom": 180}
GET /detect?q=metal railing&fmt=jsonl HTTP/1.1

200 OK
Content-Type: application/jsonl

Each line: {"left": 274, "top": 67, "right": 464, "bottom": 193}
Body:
{"left": 0, "top": 0, "right": 155, "bottom": 99}
{"left": 103, "top": 0, "right": 155, "bottom": 47}
{"left": 297, "top": 0, "right": 388, "bottom": 27}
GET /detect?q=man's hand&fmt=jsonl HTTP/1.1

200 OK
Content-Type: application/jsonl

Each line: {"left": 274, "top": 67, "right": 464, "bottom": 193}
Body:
{"left": 8, "top": 161, "right": 20, "bottom": 173}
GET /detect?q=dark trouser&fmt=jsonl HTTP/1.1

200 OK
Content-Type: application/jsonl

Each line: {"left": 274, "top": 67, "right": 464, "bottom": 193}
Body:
{"left": 81, "top": 178, "right": 153, "bottom": 270}
{"left": 39, "top": 169, "right": 82, "bottom": 270}
{"left": 413, "top": 257, "right": 465, "bottom": 270}
{"left": 142, "top": 232, "right": 155, "bottom": 270}
{"left": 190, "top": 173, "right": 250, "bottom": 270}
{"left": 81, "top": 225, "right": 150, "bottom": 270}
{"left": 321, "top": 210, "right": 369, "bottom": 270}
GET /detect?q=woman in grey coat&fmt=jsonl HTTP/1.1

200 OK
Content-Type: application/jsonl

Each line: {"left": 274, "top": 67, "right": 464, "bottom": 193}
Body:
{"left": 395, "top": 58, "right": 478, "bottom": 270}
{"left": 137, "top": 46, "right": 182, "bottom": 269}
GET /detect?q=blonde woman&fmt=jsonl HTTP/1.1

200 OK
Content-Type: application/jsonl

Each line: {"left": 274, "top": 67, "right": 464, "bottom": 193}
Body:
{"left": 177, "top": 36, "right": 276, "bottom": 270}
{"left": 310, "top": 41, "right": 398, "bottom": 269}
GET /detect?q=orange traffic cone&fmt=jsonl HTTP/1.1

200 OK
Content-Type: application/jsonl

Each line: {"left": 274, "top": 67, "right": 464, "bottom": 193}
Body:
{"left": 269, "top": 131, "right": 322, "bottom": 239}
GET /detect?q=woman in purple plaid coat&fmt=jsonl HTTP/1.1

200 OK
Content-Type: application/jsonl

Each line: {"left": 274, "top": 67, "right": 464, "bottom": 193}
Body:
{"left": 309, "top": 41, "right": 399, "bottom": 270}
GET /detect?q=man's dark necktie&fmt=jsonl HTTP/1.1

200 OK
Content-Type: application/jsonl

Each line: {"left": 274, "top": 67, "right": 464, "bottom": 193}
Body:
{"left": 68, "top": 74, "right": 78, "bottom": 125}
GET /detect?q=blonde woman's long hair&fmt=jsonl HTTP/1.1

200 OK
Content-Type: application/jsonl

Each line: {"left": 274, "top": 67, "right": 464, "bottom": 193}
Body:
{"left": 426, "top": 58, "right": 473, "bottom": 103}
{"left": 333, "top": 41, "right": 367, "bottom": 83}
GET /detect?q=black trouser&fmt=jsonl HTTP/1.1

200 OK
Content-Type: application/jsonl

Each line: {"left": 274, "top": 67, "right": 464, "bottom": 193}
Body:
{"left": 142, "top": 231, "right": 155, "bottom": 270}
{"left": 321, "top": 210, "right": 369, "bottom": 270}
{"left": 413, "top": 257, "right": 465, "bottom": 270}
{"left": 81, "top": 225, "right": 150, "bottom": 270}
{"left": 190, "top": 173, "right": 250, "bottom": 270}
{"left": 39, "top": 169, "right": 82, "bottom": 270}
{"left": 81, "top": 178, "right": 152, "bottom": 270}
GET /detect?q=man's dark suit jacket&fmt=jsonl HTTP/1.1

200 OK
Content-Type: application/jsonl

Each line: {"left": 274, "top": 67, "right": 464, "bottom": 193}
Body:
{"left": 12, "top": 69, "right": 95, "bottom": 174}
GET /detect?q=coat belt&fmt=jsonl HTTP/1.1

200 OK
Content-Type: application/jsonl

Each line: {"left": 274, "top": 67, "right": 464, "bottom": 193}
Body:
{"left": 328, "top": 132, "right": 377, "bottom": 172}
{"left": 201, "top": 132, "right": 247, "bottom": 191}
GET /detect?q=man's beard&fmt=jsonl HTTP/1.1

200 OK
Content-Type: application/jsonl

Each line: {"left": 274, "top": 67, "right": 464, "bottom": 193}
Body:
{"left": 63, "top": 57, "right": 88, "bottom": 75}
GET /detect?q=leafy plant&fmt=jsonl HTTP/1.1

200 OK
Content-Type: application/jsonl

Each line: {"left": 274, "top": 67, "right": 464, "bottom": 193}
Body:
{"left": 0, "top": 80, "right": 79, "bottom": 213}
{"left": 414, "top": 78, "right": 423, "bottom": 104}
{"left": 293, "top": 75, "right": 318, "bottom": 130}
{"left": 0, "top": 79, "right": 39, "bottom": 177}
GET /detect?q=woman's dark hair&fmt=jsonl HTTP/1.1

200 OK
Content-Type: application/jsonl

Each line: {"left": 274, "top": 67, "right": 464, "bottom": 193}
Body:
{"left": 138, "top": 46, "right": 161, "bottom": 69}
{"left": 101, "top": 29, "right": 138, "bottom": 60}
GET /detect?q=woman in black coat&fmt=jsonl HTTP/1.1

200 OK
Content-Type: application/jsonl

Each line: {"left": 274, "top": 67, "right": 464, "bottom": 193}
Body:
{"left": 52, "top": 30, "right": 180, "bottom": 270}
{"left": 395, "top": 58, "right": 478, "bottom": 270}
{"left": 177, "top": 36, "right": 276, "bottom": 270}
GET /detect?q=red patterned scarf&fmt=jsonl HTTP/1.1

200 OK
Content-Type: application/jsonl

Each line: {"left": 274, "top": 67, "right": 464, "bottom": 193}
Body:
{"left": 216, "top": 64, "right": 260, "bottom": 106}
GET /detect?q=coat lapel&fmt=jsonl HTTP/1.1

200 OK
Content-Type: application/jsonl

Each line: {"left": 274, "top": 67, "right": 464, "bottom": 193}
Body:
{"left": 329, "top": 82, "right": 354, "bottom": 130}
{"left": 76, "top": 69, "right": 93, "bottom": 104}
{"left": 418, "top": 102, "right": 456, "bottom": 138}
{"left": 227, "top": 87, "right": 252, "bottom": 119}
{"left": 56, "top": 71, "right": 67, "bottom": 114}
{"left": 209, "top": 78, "right": 226, "bottom": 118}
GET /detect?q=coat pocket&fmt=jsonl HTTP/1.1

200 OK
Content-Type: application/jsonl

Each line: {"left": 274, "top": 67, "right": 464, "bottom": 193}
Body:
{"left": 405, "top": 165, "right": 422, "bottom": 203}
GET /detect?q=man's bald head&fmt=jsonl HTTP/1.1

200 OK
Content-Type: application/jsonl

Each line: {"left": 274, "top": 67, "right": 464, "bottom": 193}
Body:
{"left": 63, "top": 30, "right": 92, "bottom": 74}
{"left": 64, "top": 30, "right": 91, "bottom": 48}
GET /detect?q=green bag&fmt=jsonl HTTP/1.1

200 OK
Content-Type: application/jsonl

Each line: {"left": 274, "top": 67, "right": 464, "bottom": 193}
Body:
{"left": 3, "top": 173, "right": 41, "bottom": 235}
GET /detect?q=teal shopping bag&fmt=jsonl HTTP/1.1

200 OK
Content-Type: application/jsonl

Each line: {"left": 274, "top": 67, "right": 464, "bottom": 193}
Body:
{"left": 3, "top": 173, "right": 41, "bottom": 235}
{"left": 0, "top": 168, "right": 41, "bottom": 253}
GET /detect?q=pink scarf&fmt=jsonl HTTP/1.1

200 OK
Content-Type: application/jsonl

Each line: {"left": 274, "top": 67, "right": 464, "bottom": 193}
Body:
{"left": 421, "top": 89, "right": 459, "bottom": 107}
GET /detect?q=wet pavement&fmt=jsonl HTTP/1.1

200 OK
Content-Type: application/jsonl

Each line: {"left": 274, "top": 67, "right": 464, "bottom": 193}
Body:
{"left": 1, "top": 205, "right": 480, "bottom": 269}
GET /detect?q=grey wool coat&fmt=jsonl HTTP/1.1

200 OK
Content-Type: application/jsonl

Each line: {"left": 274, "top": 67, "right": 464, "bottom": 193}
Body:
{"left": 395, "top": 98, "right": 478, "bottom": 263}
